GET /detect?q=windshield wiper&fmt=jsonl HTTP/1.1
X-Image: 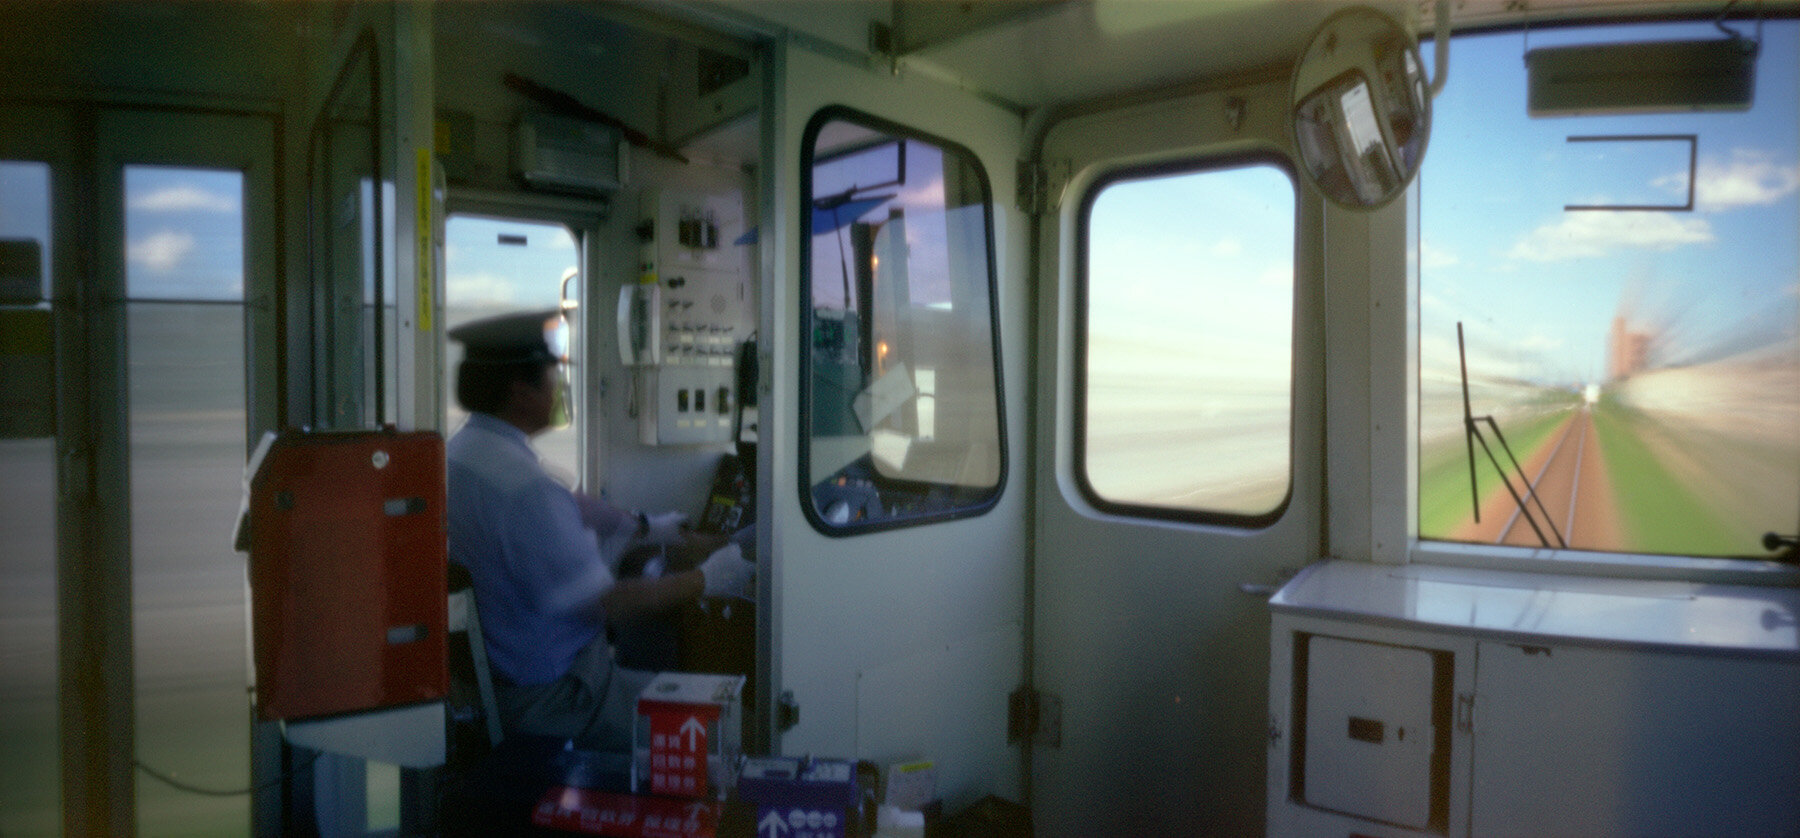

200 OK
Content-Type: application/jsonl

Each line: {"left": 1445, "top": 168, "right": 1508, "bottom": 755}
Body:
{"left": 1459, "top": 322, "right": 1568, "bottom": 549}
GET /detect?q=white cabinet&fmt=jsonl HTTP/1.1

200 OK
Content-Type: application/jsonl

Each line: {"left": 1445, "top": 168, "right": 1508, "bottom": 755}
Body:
{"left": 1266, "top": 561, "right": 1800, "bottom": 838}
{"left": 1470, "top": 643, "right": 1800, "bottom": 838}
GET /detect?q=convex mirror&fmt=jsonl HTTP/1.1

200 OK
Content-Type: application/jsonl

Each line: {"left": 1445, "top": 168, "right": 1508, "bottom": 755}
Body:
{"left": 1291, "top": 6, "right": 1431, "bottom": 209}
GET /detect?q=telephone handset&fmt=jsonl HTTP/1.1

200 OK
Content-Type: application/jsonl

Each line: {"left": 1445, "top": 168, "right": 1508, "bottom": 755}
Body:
{"left": 616, "top": 283, "right": 660, "bottom": 365}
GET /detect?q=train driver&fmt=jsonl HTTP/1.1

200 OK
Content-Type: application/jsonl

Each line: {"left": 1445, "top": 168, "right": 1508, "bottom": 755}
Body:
{"left": 445, "top": 309, "right": 755, "bottom": 751}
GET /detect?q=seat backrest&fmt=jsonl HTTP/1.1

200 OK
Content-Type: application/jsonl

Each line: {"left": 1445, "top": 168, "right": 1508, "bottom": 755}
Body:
{"left": 446, "top": 565, "right": 503, "bottom": 754}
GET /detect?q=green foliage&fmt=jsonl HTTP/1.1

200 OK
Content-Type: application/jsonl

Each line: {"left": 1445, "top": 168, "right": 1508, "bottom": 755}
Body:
{"left": 1419, "top": 409, "right": 1572, "bottom": 538}
{"left": 1588, "top": 401, "right": 1737, "bottom": 556}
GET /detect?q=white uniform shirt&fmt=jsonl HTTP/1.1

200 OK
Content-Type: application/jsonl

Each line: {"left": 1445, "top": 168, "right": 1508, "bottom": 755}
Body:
{"left": 447, "top": 412, "right": 614, "bottom": 685}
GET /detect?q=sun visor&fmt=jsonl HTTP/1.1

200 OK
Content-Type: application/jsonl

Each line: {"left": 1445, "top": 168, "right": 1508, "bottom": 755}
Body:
{"left": 1527, "top": 37, "right": 1757, "bottom": 117}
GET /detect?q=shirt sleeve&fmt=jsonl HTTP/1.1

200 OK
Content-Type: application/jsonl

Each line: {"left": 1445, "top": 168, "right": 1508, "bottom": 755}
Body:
{"left": 573, "top": 490, "right": 639, "bottom": 541}
{"left": 500, "top": 473, "right": 616, "bottom": 621}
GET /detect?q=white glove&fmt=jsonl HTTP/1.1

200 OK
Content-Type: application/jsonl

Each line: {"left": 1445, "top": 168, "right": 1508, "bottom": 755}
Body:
{"left": 642, "top": 511, "right": 688, "bottom": 545}
{"left": 698, "top": 543, "right": 755, "bottom": 598}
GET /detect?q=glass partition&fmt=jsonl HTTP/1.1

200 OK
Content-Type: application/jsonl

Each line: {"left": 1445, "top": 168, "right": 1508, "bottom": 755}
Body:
{"left": 800, "top": 109, "right": 1005, "bottom": 533}
{"left": 1078, "top": 159, "right": 1297, "bottom": 524}
{"left": 0, "top": 159, "right": 58, "bottom": 837}
{"left": 125, "top": 164, "right": 250, "bottom": 834}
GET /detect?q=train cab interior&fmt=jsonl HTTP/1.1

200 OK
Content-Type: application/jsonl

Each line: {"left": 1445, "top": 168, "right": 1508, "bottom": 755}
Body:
{"left": 1, "top": 0, "right": 1797, "bottom": 836}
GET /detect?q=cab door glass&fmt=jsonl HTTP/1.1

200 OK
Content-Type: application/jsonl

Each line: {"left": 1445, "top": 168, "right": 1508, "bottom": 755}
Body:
{"left": 444, "top": 213, "right": 581, "bottom": 481}
{"left": 1079, "top": 160, "right": 1297, "bottom": 524}
{"left": 801, "top": 110, "right": 1006, "bottom": 533}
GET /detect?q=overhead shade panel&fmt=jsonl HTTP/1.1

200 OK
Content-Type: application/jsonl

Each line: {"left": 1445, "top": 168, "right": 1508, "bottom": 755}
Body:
{"left": 1526, "top": 37, "right": 1757, "bottom": 116}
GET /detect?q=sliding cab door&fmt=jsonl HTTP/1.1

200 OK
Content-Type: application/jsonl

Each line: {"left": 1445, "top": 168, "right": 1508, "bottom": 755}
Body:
{"left": 763, "top": 40, "right": 1030, "bottom": 807}
{"left": 277, "top": 6, "right": 436, "bottom": 832}
{"left": 0, "top": 104, "right": 276, "bottom": 836}
{"left": 1030, "top": 82, "right": 1322, "bottom": 836}
{"left": 0, "top": 104, "right": 76, "bottom": 838}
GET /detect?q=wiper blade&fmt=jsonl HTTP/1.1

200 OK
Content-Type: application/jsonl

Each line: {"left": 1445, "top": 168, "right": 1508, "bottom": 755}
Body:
{"left": 1458, "top": 322, "right": 1568, "bottom": 550}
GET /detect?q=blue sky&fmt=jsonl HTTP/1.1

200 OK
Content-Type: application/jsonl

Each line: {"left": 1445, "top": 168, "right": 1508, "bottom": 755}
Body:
{"left": 125, "top": 166, "right": 245, "bottom": 301}
{"left": 1421, "top": 19, "right": 1799, "bottom": 389}
{"left": 444, "top": 214, "right": 578, "bottom": 313}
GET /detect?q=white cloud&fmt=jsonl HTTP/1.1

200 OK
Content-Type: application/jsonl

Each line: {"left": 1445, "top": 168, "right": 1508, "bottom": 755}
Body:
{"left": 1210, "top": 237, "right": 1244, "bottom": 257}
{"left": 1520, "top": 334, "right": 1564, "bottom": 352}
{"left": 1507, "top": 212, "right": 1713, "bottom": 262}
{"left": 1696, "top": 150, "right": 1799, "bottom": 209}
{"left": 447, "top": 271, "right": 519, "bottom": 306}
{"left": 130, "top": 185, "right": 237, "bottom": 213}
{"left": 1420, "top": 240, "right": 1459, "bottom": 269}
{"left": 1653, "top": 149, "right": 1800, "bottom": 210}
{"left": 129, "top": 230, "right": 195, "bottom": 272}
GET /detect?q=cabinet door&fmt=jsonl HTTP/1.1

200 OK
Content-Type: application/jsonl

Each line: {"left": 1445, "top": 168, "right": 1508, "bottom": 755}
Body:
{"left": 1302, "top": 636, "right": 1447, "bottom": 830}
{"left": 1471, "top": 642, "right": 1800, "bottom": 837}
{"left": 1268, "top": 613, "right": 1471, "bottom": 838}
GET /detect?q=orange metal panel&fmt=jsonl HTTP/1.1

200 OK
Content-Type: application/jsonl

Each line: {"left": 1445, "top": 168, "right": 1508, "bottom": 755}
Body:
{"left": 249, "top": 429, "right": 447, "bottom": 720}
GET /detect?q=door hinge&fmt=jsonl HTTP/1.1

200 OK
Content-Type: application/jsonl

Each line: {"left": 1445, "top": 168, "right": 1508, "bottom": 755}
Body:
{"left": 1008, "top": 687, "right": 1062, "bottom": 748}
{"left": 1015, "top": 159, "right": 1068, "bottom": 215}
{"left": 1456, "top": 692, "right": 1475, "bottom": 733}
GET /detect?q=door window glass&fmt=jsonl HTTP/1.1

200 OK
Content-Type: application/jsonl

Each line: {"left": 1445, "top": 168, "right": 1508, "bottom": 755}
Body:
{"left": 1079, "top": 161, "right": 1297, "bottom": 523}
{"left": 801, "top": 109, "right": 1006, "bottom": 532}
{"left": 125, "top": 164, "right": 249, "bottom": 833}
{"left": 1418, "top": 21, "right": 1799, "bottom": 558}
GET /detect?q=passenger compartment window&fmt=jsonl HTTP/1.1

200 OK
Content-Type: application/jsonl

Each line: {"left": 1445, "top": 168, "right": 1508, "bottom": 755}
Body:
{"left": 1418, "top": 20, "right": 1799, "bottom": 559}
{"left": 1078, "top": 160, "right": 1297, "bottom": 523}
{"left": 801, "top": 109, "right": 1005, "bottom": 533}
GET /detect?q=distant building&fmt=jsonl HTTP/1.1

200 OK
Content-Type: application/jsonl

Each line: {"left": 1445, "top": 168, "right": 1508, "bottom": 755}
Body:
{"left": 1607, "top": 315, "right": 1650, "bottom": 380}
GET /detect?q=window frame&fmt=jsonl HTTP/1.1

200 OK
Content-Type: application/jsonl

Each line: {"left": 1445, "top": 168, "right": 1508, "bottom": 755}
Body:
{"left": 1073, "top": 152, "right": 1301, "bottom": 529}
{"left": 797, "top": 105, "right": 1009, "bottom": 537}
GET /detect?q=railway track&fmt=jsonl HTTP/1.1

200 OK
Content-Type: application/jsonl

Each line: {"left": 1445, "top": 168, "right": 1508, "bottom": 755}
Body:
{"left": 1491, "top": 406, "right": 1622, "bottom": 549}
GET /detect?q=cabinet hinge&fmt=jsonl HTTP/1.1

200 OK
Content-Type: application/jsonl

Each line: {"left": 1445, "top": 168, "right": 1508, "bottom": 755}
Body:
{"left": 1008, "top": 687, "right": 1062, "bottom": 748}
{"left": 1015, "top": 159, "right": 1068, "bottom": 215}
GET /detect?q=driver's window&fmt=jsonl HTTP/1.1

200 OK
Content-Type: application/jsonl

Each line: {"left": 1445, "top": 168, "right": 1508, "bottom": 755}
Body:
{"left": 800, "top": 109, "right": 1005, "bottom": 533}
{"left": 444, "top": 213, "right": 582, "bottom": 482}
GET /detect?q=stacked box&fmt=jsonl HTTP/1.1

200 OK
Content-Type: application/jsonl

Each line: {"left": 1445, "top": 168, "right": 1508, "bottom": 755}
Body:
{"left": 632, "top": 672, "right": 744, "bottom": 799}
{"left": 736, "top": 756, "right": 860, "bottom": 838}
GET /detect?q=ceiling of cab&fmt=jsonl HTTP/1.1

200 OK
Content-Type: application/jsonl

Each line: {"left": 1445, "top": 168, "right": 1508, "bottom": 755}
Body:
{"left": 0, "top": 0, "right": 1772, "bottom": 146}
{"left": 709, "top": 0, "right": 1770, "bottom": 112}
{"left": 0, "top": 0, "right": 311, "bottom": 103}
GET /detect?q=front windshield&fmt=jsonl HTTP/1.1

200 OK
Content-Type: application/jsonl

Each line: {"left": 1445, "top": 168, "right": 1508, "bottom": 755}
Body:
{"left": 1418, "top": 19, "right": 1798, "bottom": 559}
